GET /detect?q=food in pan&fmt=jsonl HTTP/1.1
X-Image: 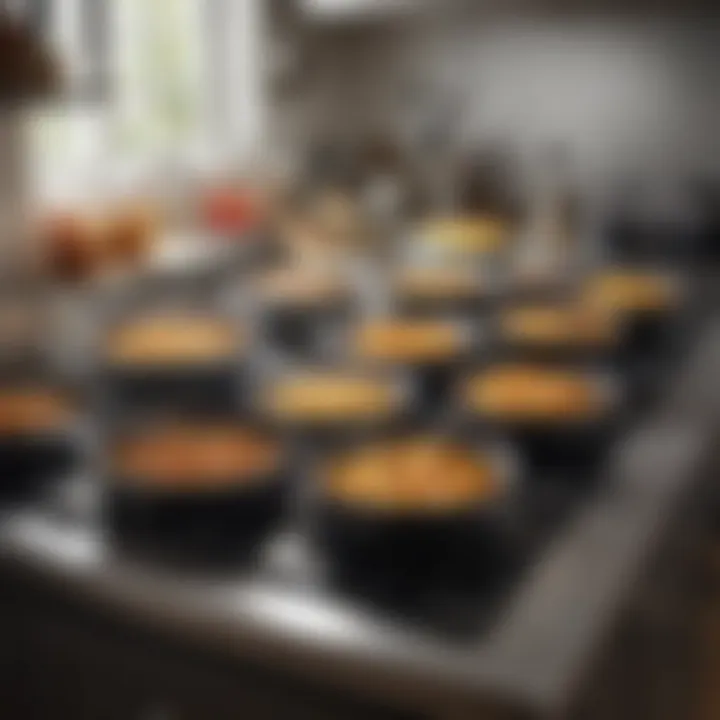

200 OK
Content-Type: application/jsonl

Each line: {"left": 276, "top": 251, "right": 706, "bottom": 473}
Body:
{"left": 354, "top": 320, "right": 465, "bottom": 364}
{"left": 113, "top": 425, "right": 279, "bottom": 490}
{"left": 465, "top": 364, "right": 607, "bottom": 422}
{"left": 104, "top": 204, "right": 156, "bottom": 266}
{"left": 501, "top": 304, "right": 617, "bottom": 347}
{"left": 264, "top": 374, "right": 398, "bottom": 423}
{"left": 106, "top": 316, "right": 239, "bottom": 366}
{"left": 277, "top": 214, "right": 340, "bottom": 267}
{"left": 325, "top": 438, "right": 497, "bottom": 512}
{"left": 394, "top": 267, "right": 481, "bottom": 300}
{"left": 42, "top": 212, "right": 105, "bottom": 283}
{"left": 0, "top": 389, "right": 74, "bottom": 435}
{"left": 582, "top": 270, "right": 679, "bottom": 314}
{"left": 256, "top": 267, "right": 346, "bottom": 306}
{"left": 310, "top": 190, "right": 363, "bottom": 245}
{"left": 419, "top": 216, "right": 507, "bottom": 253}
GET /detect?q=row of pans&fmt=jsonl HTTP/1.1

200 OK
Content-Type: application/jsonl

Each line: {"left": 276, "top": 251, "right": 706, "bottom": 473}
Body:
{"left": 99, "top": 264, "right": 679, "bottom": 416}
{"left": 0, "top": 263, "right": 686, "bottom": 592}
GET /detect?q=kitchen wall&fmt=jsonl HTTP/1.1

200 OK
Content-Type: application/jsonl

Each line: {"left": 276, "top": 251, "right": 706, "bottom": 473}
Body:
{"left": 297, "top": 16, "right": 720, "bottom": 200}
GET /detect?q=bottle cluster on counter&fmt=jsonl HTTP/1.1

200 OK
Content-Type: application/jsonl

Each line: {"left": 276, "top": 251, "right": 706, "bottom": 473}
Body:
{"left": 0, "top": 208, "right": 687, "bottom": 600}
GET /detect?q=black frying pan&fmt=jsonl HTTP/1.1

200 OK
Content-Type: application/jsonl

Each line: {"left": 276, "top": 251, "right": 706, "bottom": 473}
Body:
{"left": 0, "top": 378, "right": 83, "bottom": 504}
{"left": 103, "top": 423, "right": 290, "bottom": 568}
{"left": 458, "top": 369, "right": 623, "bottom": 478}
{"left": 313, "top": 433, "right": 521, "bottom": 597}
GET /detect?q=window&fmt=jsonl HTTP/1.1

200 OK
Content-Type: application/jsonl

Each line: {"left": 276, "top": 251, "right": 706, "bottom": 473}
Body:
{"left": 29, "top": 0, "right": 265, "bottom": 204}
{"left": 111, "top": 0, "right": 206, "bottom": 157}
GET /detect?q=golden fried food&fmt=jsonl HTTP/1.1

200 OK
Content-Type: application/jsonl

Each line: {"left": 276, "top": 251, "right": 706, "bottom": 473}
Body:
{"left": 501, "top": 305, "right": 617, "bottom": 347}
{"left": 354, "top": 320, "right": 464, "bottom": 363}
{"left": 0, "top": 389, "right": 73, "bottom": 434}
{"left": 265, "top": 374, "right": 397, "bottom": 423}
{"left": 106, "top": 316, "right": 239, "bottom": 366}
{"left": 395, "top": 268, "right": 481, "bottom": 300}
{"left": 465, "top": 364, "right": 606, "bottom": 421}
{"left": 582, "top": 271, "right": 678, "bottom": 313}
{"left": 256, "top": 268, "right": 345, "bottom": 305}
{"left": 419, "top": 216, "right": 507, "bottom": 253}
{"left": 114, "top": 425, "right": 279, "bottom": 489}
{"left": 326, "top": 438, "right": 496, "bottom": 511}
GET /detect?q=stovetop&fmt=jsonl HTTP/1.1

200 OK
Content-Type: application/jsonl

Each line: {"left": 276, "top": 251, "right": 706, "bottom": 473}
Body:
{"left": 8, "top": 287, "right": 705, "bottom": 646}
{"left": 31, "top": 458, "right": 604, "bottom": 645}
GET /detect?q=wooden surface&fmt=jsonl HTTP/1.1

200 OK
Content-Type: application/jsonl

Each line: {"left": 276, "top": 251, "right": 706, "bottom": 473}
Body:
{"left": 695, "top": 542, "right": 720, "bottom": 720}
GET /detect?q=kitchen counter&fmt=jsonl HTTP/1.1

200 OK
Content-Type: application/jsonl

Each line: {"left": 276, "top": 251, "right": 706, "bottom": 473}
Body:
{"left": 1, "top": 309, "right": 719, "bottom": 719}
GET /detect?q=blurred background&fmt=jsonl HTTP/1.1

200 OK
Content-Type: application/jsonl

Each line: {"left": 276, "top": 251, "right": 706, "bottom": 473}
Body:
{"left": 3, "top": 0, "right": 717, "bottom": 276}
{"left": 0, "top": 1, "right": 720, "bottom": 719}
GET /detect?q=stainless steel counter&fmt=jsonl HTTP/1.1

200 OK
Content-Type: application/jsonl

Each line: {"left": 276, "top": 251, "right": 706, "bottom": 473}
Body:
{"left": 1, "top": 314, "right": 718, "bottom": 719}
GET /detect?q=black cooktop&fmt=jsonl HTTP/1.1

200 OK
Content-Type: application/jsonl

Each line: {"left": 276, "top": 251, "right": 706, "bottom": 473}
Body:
{"left": 36, "top": 290, "right": 703, "bottom": 646}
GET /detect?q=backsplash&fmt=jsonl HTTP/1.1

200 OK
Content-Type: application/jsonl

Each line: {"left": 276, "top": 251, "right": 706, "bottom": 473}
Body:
{"left": 292, "top": 17, "right": 720, "bottom": 199}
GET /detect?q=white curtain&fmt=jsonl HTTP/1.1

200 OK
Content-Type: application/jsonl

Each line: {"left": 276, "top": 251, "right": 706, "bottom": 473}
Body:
{"left": 29, "top": 0, "right": 267, "bottom": 204}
